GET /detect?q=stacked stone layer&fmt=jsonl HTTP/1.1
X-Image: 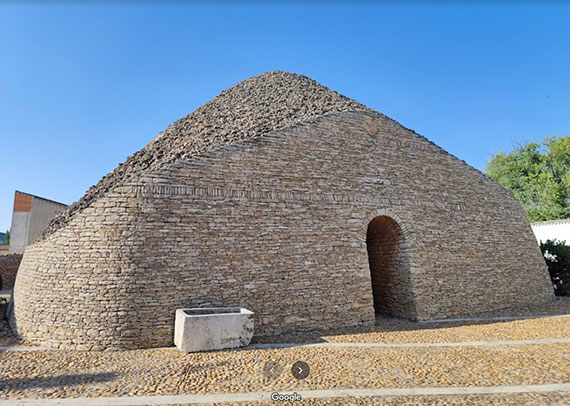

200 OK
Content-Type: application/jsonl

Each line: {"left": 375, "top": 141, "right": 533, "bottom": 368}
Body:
{"left": 0, "top": 254, "right": 22, "bottom": 289}
{"left": 39, "top": 72, "right": 372, "bottom": 240}
{"left": 11, "top": 72, "right": 554, "bottom": 350}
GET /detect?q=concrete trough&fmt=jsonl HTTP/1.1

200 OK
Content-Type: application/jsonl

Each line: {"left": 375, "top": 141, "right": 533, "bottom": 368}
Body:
{"left": 174, "top": 307, "right": 254, "bottom": 352}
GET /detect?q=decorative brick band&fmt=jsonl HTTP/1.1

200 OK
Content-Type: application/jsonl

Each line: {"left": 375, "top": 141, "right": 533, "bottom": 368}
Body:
{"left": 129, "top": 184, "right": 522, "bottom": 218}
{"left": 130, "top": 184, "right": 460, "bottom": 208}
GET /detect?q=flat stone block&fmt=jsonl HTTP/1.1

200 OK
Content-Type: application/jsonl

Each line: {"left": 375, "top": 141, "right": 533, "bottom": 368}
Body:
{"left": 174, "top": 307, "right": 254, "bottom": 352}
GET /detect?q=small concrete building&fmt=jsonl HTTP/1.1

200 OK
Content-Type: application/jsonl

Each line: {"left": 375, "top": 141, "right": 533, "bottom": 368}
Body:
{"left": 9, "top": 191, "right": 67, "bottom": 254}
{"left": 531, "top": 219, "right": 570, "bottom": 244}
{"left": 11, "top": 72, "right": 555, "bottom": 350}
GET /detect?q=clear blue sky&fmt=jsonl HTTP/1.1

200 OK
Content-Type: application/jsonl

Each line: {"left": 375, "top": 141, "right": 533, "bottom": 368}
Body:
{"left": 1, "top": 2, "right": 569, "bottom": 232}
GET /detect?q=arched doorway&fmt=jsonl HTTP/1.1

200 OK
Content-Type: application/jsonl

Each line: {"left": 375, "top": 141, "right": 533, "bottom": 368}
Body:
{"left": 366, "top": 215, "right": 414, "bottom": 318}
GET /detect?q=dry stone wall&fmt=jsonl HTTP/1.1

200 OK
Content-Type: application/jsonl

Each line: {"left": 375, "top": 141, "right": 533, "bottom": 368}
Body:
{"left": 11, "top": 111, "right": 554, "bottom": 350}
{"left": 38, "top": 72, "right": 372, "bottom": 240}
{"left": 0, "top": 254, "right": 22, "bottom": 289}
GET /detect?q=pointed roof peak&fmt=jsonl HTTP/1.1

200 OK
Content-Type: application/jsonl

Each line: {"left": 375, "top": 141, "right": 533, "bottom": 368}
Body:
{"left": 40, "top": 72, "right": 375, "bottom": 239}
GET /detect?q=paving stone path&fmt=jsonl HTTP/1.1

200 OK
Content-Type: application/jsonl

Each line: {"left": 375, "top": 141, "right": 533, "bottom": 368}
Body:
{"left": 2, "top": 298, "right": 570, "bottom": 405}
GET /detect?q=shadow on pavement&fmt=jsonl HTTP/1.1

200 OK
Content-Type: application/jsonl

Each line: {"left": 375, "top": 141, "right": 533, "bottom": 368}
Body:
{"left": 249, "top": 297, "right": 570, "bottom": 347}
{"left": 0, "top": 372, "right": 118, "bottom": 390}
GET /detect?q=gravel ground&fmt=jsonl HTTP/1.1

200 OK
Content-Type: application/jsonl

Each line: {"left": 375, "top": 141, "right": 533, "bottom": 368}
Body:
{"left": 255, "top": 297, "right": 570, "bottom": 344}
{"left": 175, "top": 393, "right": 570, "bottom": 406}
{"left": 3, "top": 343, "right": 570, "bottom": 399}
{"left": 1, "top": 298, "right": 570, "bottom": 404}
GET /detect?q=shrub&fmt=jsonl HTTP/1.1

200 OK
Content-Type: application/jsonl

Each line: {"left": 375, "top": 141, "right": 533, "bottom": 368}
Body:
{"left": 540, "top": 239, "right": 570, "bottom": 296}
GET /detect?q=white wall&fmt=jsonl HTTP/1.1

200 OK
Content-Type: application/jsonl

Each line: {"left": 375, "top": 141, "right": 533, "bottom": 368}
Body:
{"left": 9, "top": 195, "right": 66, "bottom": 254}
{"left": 531, "top": 219, "right": 570, "bottom": 244}
{"left": 28, "top": 198, "right": 66, "bottom": 246}
{"left": 9, "top": 211, "right": 30, "bottom": 254}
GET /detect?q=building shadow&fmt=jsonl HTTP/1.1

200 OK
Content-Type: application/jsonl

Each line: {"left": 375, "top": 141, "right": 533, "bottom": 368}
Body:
{"left": 0, "top": 372, "right": 118, "bottom": 390}
{"left": 0, "top": 317, "right": 22, "bottom": 348}
{"left": 247, "top": 305, "right": 570, "bottom": 349}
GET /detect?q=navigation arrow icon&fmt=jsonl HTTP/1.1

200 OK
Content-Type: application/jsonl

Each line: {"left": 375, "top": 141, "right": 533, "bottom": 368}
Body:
{"left": 291, "top": 360, "right": 310, "bottom": 380}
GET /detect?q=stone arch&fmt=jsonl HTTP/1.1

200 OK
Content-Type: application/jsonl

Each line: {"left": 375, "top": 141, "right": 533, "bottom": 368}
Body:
{"left": 359, "top": 208, "right": 412, "bottom": 241}
{"left": 364, "top": 210, "right": 416, "bottom": 319}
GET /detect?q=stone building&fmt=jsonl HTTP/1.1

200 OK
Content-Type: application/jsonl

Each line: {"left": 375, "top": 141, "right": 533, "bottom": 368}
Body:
{"left": 10, "top": 72, "right": 554, "bottom": 350}
{"left": 8, "top": 191, "right": 67, "bottom": 254}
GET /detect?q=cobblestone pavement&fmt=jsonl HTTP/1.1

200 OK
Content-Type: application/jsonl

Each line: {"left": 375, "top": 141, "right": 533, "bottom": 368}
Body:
{"left": 188, "top": 393, "right": 570, "bottom": 406}
{"left": 1, "top": 298, "right": 570, "bottom": 405}
{"left": 163, "top": 393, "right": 570, "bottom": 406}
{"left": 254, "top": 296, "right": 570, "bottom": 344}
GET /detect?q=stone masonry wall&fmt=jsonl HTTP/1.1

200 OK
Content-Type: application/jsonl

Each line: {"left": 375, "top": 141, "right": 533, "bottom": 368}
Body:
{"left": 0, "top": 254, "right": 22, "bottom": 289}
{"left": 11, "top": 111, "right": 554, "bottom": 350}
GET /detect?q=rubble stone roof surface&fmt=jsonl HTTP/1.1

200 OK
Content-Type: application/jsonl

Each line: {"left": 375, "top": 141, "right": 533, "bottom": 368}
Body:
{"left": 40, "top": 71, "right": 374, "bottom": 240}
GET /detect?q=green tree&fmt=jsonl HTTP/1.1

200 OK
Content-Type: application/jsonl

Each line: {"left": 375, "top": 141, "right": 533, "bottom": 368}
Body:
{"left": 540, "top": 239, "right": 570, "bottom": 296}
{"left": 486, "top": 136, "right": 570, "bottom": 221}
{"left": 4, "top": 230, "right": 9, "bottom": 245}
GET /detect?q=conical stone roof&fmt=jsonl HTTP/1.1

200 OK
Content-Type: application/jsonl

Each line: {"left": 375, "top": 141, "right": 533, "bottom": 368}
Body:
{"left": 40, "top": 71, "right": 375, "bottom": 239}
